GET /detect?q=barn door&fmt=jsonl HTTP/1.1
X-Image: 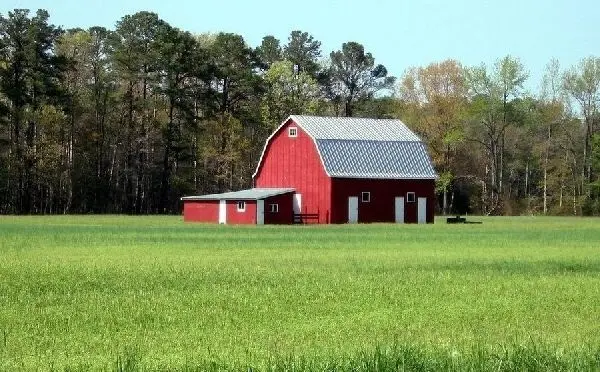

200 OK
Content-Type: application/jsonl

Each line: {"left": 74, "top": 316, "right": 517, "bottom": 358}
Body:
{"left": 218, "top": 200, "right": 227, "bottom": 224}
{"left": 293, "top": 193, "right": 302, "bottom": 214}
{"left": 417, "top": 197, "right": 427, "bottom": 224}
{"left": 348, "top": 196, "right": 358, "bottom": 223}
{"left": 256, "top": 200, "right": 265, "bottom": 225}
{"left": 395, "top": 197, "right": 405, "bottom": 223}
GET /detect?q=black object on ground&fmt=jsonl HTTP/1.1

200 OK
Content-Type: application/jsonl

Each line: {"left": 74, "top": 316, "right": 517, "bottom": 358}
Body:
{"left": 446, "top": 216, "right": 482, "bottom": 224}
{"left": 447, "top": 216, "right": 466, "bottom": 224}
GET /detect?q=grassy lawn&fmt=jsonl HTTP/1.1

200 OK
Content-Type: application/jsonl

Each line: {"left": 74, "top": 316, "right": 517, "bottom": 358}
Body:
{"left": 0, "top": 216, "right": 599, "bottom": 370}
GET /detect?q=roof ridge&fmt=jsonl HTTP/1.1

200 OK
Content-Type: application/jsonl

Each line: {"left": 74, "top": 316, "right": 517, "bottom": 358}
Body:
{"left": 315, "top": 138, "right": 423, "bottom": 143}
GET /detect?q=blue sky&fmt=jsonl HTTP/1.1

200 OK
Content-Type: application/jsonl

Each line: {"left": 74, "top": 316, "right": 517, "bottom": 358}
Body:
{"left": 2, "top": 0, "right": 599, "bottom": 92}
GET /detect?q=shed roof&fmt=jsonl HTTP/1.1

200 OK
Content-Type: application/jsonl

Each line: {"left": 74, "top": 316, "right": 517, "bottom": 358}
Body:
{"left": 181, "top": 188, "right": 295, "bottom": 201}
{"left": 253, "top": 115, "right": 437, "bottom": 179}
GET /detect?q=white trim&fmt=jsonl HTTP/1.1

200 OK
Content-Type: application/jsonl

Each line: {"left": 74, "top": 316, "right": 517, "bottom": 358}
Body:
{"left": 406, "top": 192, "right": 416, "bottom": 203}
{"left": 269, "top": 203, "right": 279, "bottom": 213}
{"left": 361, "top": 191, "right": 370, "bottom": 203}
{"left": 237, "top": 201, "right": 246, "bottom": 212}
{"left": 288, "top": 127, "right": 298, "bottom": 137}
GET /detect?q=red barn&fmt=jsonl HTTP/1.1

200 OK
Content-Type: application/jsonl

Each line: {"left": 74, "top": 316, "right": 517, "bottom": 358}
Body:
{"left": 182, "top": 115, "right": 437, "bottom": 224}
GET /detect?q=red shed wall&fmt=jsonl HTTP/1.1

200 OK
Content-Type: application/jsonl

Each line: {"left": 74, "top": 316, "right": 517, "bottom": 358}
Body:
{"left": 183, "top": 200, "right": 219, "bottom": 223}
{"left": 330, "top": 178, "right": 435, "bottom": 223}
{"left": 264, "top": 193, "right": 295, "bottom": 224}
{"left": 226, "top": 200, "right": 257, "bottom": 224}
{"left": 254, "top": 119, "right": 331, "bottom": 223}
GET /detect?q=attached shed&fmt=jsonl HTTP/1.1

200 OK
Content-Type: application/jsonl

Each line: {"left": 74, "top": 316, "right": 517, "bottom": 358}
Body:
{"left": 182, "top": 188, "right": 295, "bottom": 224}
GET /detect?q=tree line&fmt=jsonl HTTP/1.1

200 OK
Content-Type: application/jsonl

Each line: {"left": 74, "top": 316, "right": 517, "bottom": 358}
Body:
{"left": 0, "top": 9, "right": 599, "bottom": 215}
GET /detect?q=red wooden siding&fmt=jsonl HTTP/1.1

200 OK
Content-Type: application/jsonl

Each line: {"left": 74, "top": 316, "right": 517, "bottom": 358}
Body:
{"left": 254, "top": 119, "right": 331, "bottom": 223}
{"left": 183, "top": 200, "right": 219, "bottom": 223}
{"left": 226, "top": 200, "right": 257, "bottom": 224}
{"left": 264, "top": 193, "right": 294, "bottom": 224}
{"left": 330, "top": 178, "right": 435, "bottom": 223}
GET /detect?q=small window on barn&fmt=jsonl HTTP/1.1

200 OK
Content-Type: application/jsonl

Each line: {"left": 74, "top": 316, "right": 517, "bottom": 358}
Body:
{"left": 406, "top": 192, "right": 416, "bottom": 203}
{"left": 237, "top": 201, "right": 246, "bottom": 212}
{"left": 269, "top": 203, "right": 279, "bottom": 213}
{"left": 288, "top": 127, "right": 298, "bottom": 137}
{"left": 361, "top": 192, "right": 371, "bottom": 203}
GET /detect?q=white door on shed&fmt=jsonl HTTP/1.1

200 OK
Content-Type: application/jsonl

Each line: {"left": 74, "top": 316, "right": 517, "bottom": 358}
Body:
{"left": 256, "top": 200, "right": 264, "bottom": 225}
{"left": 395, "top": 197, "right": 405, "bottom": 223}
{"left": 218, "top": 200, "right": 227, "bottom": 224}
{"left": 348, "top": 196, "right": 359, "bottom": 223}
{"left": 293, "top": 193, "right": 302, "bottom": 214}
{"left": 417, "top": 197, "right": 427, "bottom": 224}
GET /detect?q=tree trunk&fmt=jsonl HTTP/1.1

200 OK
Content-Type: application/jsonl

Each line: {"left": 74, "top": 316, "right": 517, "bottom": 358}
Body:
{"left": 543, "top": 125, "right": 551, "bottom": 215}
{"left": 525, "top": 160, "right": 529, "bottom": 212}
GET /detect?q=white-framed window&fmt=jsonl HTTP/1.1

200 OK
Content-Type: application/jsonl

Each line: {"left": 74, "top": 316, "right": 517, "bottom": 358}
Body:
{"left": 288, "top": 127, "right": 298, "bottom": 137}
{"left": 406, "top": 192, "right": 416, "bottom": 203}
{"left": 269, "top": 203, "right": 279, "bottom": 213}
{"left": 361, "top": 192, "right": 371, "bottom": 203}
{"left": 237, "top": 201, "right": 246, "bottom": 212}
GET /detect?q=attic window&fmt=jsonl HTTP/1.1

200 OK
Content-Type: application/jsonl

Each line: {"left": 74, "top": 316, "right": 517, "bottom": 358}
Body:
{"left": 269, "top": 203, "right": 279, "bottom": 213}
{"left": 406, "top": 192, "right": 416, "bottom": 203}
{"left": 288, "top": 127, "right": 298, "bottom": 137}
{"left": 237, "top": 201, "right": 246, "bottom": 212}
{"left": 361, "top": 192, "right": 370, "bottom": 203}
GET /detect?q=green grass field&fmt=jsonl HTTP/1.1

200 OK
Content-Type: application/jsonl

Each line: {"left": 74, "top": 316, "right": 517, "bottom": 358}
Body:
{"left": 0, "top": 216, "right": 599, "bottom": 371}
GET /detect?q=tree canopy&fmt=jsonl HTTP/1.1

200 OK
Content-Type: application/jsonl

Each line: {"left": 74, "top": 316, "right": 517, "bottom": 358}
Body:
{"left": 0, "top": 8, "right": 599, "bottom": 216}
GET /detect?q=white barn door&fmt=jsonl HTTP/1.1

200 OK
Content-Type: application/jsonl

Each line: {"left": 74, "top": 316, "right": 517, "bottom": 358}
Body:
{"left": 417, "top": 197, "right": 427, "bottom": 224}
{"left": 218, "top": 200, "right": 227, "bottom": 224}
{"left": 256, "top": 200, "right": 265, "bottom": 225}
{"left": 293, "top": 194, "right": 302, "bottom": 214}
{"left": 395, "top": 197, "right": 405, "bottom": 223}
{"left": 348, "top": 196, "right": 358, "bottom": 223}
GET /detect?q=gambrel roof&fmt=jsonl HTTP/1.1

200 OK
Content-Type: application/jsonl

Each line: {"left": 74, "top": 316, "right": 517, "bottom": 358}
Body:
{"left": 253, "top": 115, "right": 438, "bottom": 180}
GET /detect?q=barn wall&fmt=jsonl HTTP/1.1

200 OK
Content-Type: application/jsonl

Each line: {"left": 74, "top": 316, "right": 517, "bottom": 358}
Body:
{"left": 264, "top": 192, "right": 295, "bottom": 224}
{"left": 183, "top": 200, "right": 219, "bottom": 223}
{"left": 226, "top": 200, "right": 257, "bottom": 224}
{"left": 330, "top": 178, "right": 435, "bottom": 223}
{"left": 254, "top": 119, "right": 331, "bottom": 223}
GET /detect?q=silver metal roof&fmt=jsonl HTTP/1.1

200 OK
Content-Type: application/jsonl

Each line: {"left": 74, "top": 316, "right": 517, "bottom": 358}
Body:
{"left": 292, "top": 116, "right": 437, "bottom": 179}
{"left": 181, "top": 188, "right": 295, "bottom": 201}
{"left": 290, "top": 115, "right": 421, "bottom": 141}
{"left": 317, "top": 140, "right": 436, "bottom": 179}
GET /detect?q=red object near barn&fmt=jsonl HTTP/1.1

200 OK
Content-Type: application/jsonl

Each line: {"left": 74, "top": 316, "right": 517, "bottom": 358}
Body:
{"left": 182, "top": 115, "right": 438, "bottom": 224}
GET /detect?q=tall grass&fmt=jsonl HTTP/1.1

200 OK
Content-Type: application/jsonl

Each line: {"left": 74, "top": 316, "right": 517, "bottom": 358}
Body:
{"left": 0, "top": 216, "right": 599, "bottom": 370}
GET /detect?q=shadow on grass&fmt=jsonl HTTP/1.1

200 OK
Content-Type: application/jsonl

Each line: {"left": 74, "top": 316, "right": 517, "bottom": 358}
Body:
{"left": 57, "top": 343, "right": 600, "bottom": 371}
{"left": 423, "top": 259, "right": 600, "bottom": 275}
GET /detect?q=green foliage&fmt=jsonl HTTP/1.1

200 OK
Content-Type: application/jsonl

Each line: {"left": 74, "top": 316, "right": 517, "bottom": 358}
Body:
{"left": 210, "top": 32, "right": 264, "bottom": 116}
{"left": 435, "top": 171, "right": 453, "bottom": 193}
{"left": 260, "top": 60, "right": 320, "bottom": 131}
{"left": 283, "top": 30, "right": 321, "bottom": 77}
{"left": 326, "top": 41, "right": 395, "bottom": 116}
{"left": 1, "top": 216, "right": 600, "bottom": 369}
{"left": 256, "top": 35, "right": 282, "bottom": 68}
